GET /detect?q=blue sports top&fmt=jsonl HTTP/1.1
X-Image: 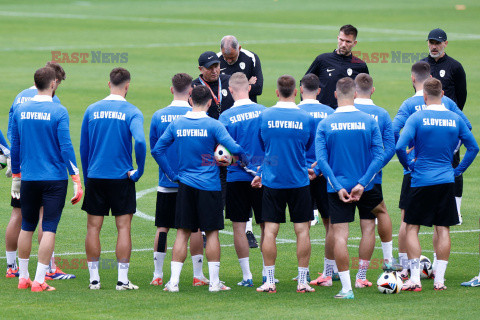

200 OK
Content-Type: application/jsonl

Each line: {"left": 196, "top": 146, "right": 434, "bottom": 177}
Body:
{"left": 314, "top": 105, "right": 384, "bottom": 193}
{"left": 258, "top": 101, "right": 315, "bottom": 189}
{"left": 152, "top": 111, "right": 247, "bottom": 191}
{"left": 8, "top": 86, "right": 60, "bottom": 142}
{"left": 80, "top": 94, "right": 146, "bottom": 181}
{"left": 10, "top": 95, "right": 79, "bottom": 181}
{"left": 396, "top": 104, "right": 478, "bottom": 187}
{"left": 354, "top": 98, "right": 395, "bottom": 185}
{"left": 150, "top": 100, "right": 192, "bottom": 189}
{"left": 298, "top": 99, "right": 335, "bottom": 167}
{"left": 219, "top": 99, "right": 266, "bottom": 182}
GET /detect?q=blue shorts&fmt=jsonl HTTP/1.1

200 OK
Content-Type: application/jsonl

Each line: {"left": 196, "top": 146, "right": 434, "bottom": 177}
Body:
{"left": 21, "top": 180, "right": 68, "bottom": 233}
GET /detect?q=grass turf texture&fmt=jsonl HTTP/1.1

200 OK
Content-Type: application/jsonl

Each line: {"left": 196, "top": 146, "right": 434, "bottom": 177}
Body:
{"left": 0, "top": 0, "right": 480, "bottom": 318}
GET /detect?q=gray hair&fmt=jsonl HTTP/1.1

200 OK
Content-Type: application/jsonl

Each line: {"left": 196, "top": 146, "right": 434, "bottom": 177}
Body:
{"left": 221, "top": 35, "right": 239, "bottom": 55}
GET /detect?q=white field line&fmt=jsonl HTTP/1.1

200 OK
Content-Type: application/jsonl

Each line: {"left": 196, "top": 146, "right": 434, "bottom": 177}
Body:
{"left": 1, "top": 11, "right": 479, "bottom": 40}
{"left": 1, "top": 37, "right": 417, "bottom": 52}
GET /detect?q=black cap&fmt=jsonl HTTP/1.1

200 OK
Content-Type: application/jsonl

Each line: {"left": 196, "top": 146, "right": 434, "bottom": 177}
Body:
{"left": 427, "top": 28, "right": 447, "bottom": 42}
{"left": 198, "top": 51, "right": 220, "bottom": 68}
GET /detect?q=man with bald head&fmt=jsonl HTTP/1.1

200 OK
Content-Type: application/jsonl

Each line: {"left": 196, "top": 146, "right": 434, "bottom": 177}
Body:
{"left": 219, "top": 73, "right": 266, "bottom": 287}
{"left": 218, "top": 35, "right": 263, "bottom": 103}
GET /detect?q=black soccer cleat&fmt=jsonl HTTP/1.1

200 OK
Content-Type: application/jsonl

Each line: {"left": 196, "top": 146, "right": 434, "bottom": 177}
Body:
{"left": 246, "top": 231, "right": 258, "bottom": 248}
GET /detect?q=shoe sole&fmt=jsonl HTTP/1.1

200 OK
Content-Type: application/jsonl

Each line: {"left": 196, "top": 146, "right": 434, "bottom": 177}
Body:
{"left": 257, "top": 289, "right": 276, "bottom": 293}
{"left": 402, "top": 287, "right": 422, "bottom": 292}
{"left": 297, "top": 289, "right": 315, "bottom": 293}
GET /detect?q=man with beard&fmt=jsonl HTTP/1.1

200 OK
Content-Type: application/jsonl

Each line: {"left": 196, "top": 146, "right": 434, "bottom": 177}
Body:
{"left": 305, "top": 25, "right": 369, "bottom": 109}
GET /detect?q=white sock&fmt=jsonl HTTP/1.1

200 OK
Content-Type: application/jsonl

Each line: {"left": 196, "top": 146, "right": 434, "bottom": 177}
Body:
{"left": 455, "top": 196, "right": 462, "bottom": 214}
{"left": 154, "top": 252, "right": 166, "bottom": 278}
{"left": 398, "top": 252, "right": 408, "bottom": 270}
{"left": 262, "top": 256, "right": 266, "bottom": 277}
{"left": 118, "top": 262, "right": 129, "bottom": 284}
{"left": 265, "top": 265, "right": 275, "bottom": 285}
{"left": 238, "top": 257, "right": 252, "bottom": 281}
{"left": 88, "top": 261, "right": 100, "bottom": 283}
{"left": 333, "top": 261, "right": 339, "bottom": 274}
{"left": 208, "top": 261, "right": 220, "bottom": 286}
{"left": 6, "top": 251, "right": 17, "bottom": 268}
{"left": 313, "top": 209, "right": 319, "bottom": 217}
{"left": 19, "top": 258, "right": 29, "bottom": 279}
{"left": 432, "top": 253, "right": 438, "bottom": 272}
{"left": 298, "top": 267, "right": 309, "bottom": 284}
{"left": 34, "top": 262, "right": 49, "bottom": 284}
{"left": 192, "top": 254, "right": 205, "bottom": 278}
{"left": 338, "top": 270, "right": 352, "bottom": 292}
{"left": 49, "top": 252, "right": 56, "bottom": 272}
{"left": 381, "top": 241, "right": 393, "bottom": 263}
{"left": 410, "top": 258, "right": 421, "bottom": 283}
{"left": 356, "top": 259, "right": 370, "bottom": 281}
{"left": 435, "top": 260, "right": 448, "bottom": 284}
{"left": 245, "top": 218, "right": 253, "bottom": 233}
{"left": 170, "top": 261, "right": 183, "bottom": 285}
{"left": 324, "top": 258, "right": 335, "bottom": 277}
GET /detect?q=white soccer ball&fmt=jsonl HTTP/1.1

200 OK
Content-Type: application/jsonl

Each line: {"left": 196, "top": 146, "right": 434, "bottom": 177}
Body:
{"left": 377, "top": 271, "right": 403, "bottom": 294}
{"left": 419, "top": 255, "right": 433, "bottom": 279}
{"left": 0, "top": 154, "right": 7, "bottom": 170}
{"left": 214, "top": 144, "right": 234, "bottom": 166}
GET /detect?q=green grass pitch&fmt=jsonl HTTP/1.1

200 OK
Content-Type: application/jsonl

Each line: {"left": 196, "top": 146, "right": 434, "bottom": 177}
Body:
{"left": 0, "top": 0, "right": 479, "bottom": 318}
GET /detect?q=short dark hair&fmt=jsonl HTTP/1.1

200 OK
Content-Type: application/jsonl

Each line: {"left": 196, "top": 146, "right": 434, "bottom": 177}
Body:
{"left": 300, "top": 73, "right": 320, "bottom": 92}
{"left": 277, "top": 75, "right": 296, "bottom": 98}
{"left": 110, "top": 67, "right": 131, "bottom": 86}
{"left": 45, "top": 61, "right": 66, "bottom": 81}
{"left": 34, "top": 67, "right": 56, "bottom": 91}
{"left": 336, "top": 77, "right": 356, "bottom": 99}
{"left": 172, "top": 73, "right": 192, "bottom": 94}
{"left": 355, "top": 73, "right": 373, "bottom": 94}
{"left": 423, "top": 78, "right": 442, "bottom": 98}
{"left": 339, "top": 24, "right": 358, "bottom": 39}
{"left": 191, "top": 85, "right": 212, "bottom": 106}
{"left": 411, "top": 61, "right": 431, "bottom": 83}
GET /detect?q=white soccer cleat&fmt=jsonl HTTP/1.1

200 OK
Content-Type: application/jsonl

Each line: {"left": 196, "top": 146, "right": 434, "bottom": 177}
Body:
{"left": 116, "top": 281, "right": 139, "bottom": 290}
{"left": 163, "top": 281, "right": 179, "bottom": 292}
{"left": 209, "top": 281, "right": 231, "bottom": 292}
{"left": 89, "top": 280, "right": 101, "bottom": 290}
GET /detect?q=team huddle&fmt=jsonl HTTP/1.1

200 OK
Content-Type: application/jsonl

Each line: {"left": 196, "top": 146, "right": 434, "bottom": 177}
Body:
{"left": 3, "top": 25, "right": 480, "bottom": 298}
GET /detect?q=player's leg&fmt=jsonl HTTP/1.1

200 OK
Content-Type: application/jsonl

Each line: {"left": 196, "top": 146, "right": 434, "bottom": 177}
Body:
{"left": 403, "top": 223, "right": 422, "bottom": 291}
{"left": 189, "top": 230, "right": 208, "bottom": 285}
{"left": 85, "top": 214, "right": 104, "bottom": 288}
{"left": 433, "top": 225, "right": 450, "bottom": 290}
{"left": 165, "top": 228, "right": 192, "bottom": 291}
{"left": 332, "top": 222, "right": 354, "bottom": 298}
{"left": 294, "top": 222, "right": 314, "bottom": 292}
{"left": 115, "top": 213, "right": 137, "bottom": 290}
{"left": 355, "top": 219, "right": 375, "bottom": 288}
{"left": 257, "top": 221, "right": 280, "bottom": 292}
{"left": 398, "top": 173, "right": 412, "bottom": 279}
{"left": 5, "top": 206, "right": 21, "bottom": 277}
{"left": 461, "top": 216, "right": 480, "bottom": 287}
{"left": 311, "top": 219, "right": 336, "bottom": 286}
{"left": 17, "top": 181, "right": 42, "bottom": 290}
{"left": 151, "top": 227, "right": 168, "bottom": 285}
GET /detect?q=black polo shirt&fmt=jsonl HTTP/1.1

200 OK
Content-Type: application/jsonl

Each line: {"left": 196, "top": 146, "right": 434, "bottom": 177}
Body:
{"left": 422, "top": 53, "right": 467, "bottom": 110}
{"left": 305, "top": 50, "right": 369, "bottom": 109}
{"left": 192, "top": 74, "right": 233, "bottom": 119}
{"left": 218, "top": 49, "right": 263, "bottom": 103}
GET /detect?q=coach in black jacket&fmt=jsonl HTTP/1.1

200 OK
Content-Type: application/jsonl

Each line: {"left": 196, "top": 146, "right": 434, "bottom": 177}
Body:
{"left": 217, "top": 35, "right": 263, "bottom": 103}
{"left": 192, "top": 51, "right": 233, "bottom": 120}
{"left": 422, "top": 28, "right": 467, "bottom": 110}
{"left": 305, "top": 25, "right": 368, "bottom": 109}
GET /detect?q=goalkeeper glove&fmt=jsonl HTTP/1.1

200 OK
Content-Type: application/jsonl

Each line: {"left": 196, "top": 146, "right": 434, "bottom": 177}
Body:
{"left": 71, "top": 174, "right": 83, "bottom": 205}
{"left": 11, "top": 173, "right": 21, "bottom": 199}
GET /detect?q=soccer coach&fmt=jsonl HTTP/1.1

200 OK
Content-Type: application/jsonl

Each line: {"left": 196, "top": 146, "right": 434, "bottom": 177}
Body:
{"left": 305, "top": 24, "right": 368, "bottom": 109}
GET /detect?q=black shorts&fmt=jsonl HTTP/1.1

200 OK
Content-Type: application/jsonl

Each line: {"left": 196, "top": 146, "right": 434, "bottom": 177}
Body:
{"left": 309, "top": 175, "right": 329, "bottom": 219}
{"left": 225, "top": 181, "right": 263, "bottom": 223}
{"left": 20, "top": 180, "right": 68, "bottom": 233}
{"left": 262, "top": 186, "right": 313, "bottom": 224}
{"left": 81, "top": 178, "right": 136, "bottom": 216}
{"left": 175, "top": 182, "right": 224, "bottom": 232}
{"left": 155, "top": 191, "right": 177, "bottom": 228}
{"left": 328, "top": 187, "right": 383, "bottom": 224}
{"left": 11, "top": 197, "right": 21, "bottom": 208}
{"left": 404, "top": 183, "right": 458, "bottom": 227}
{"left": 399, "top": 173, "right": 411, "bottom": 210}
